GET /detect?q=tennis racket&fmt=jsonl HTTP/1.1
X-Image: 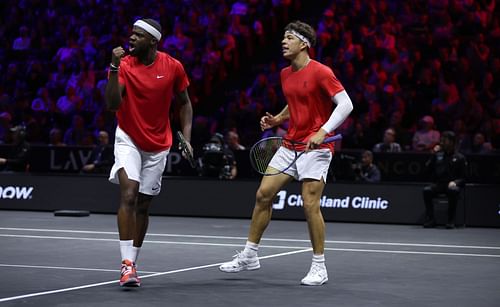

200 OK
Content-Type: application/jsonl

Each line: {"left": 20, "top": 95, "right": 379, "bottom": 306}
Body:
{"left": 249, "top": 134, "right": 342, "bottom": 176}
{"left": 176, "top": 131, "right": 196, "bottom": 168}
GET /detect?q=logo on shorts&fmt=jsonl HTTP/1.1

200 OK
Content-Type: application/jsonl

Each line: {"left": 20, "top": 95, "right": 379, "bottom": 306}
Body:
{"left": 152, "top": 186, "right": 160, "bottom": 191}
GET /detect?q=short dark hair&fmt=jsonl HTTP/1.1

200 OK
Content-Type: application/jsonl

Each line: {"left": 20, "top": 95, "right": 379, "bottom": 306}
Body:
{"left": 284, "top": 20, "right": 316, "bottom": 47}
{"left": 441, "top": 130, "right": 456, "bottom": 145}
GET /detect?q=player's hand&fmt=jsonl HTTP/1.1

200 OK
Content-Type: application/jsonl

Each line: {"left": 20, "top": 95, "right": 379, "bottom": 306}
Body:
{"left": 260, "top": 112, "right": 280, "bottom": 131}
{"left": 111, "top": 46, "right": 126, "bottom": 66}
{"left": 179, "top": 140, "right": 194, "bottom": 160}
{"left": 306, "top": 129, "right": 327, "bottom": 151}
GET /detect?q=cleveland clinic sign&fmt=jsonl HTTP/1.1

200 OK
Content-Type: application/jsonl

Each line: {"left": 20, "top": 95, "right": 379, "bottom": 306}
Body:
{"left": 272, "top": 190, "right": 389, "bottom": 210}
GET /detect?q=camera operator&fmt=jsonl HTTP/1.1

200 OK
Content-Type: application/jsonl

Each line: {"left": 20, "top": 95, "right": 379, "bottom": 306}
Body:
{"left": 200, "top": 133, "right": 237, "bottom": 180}
{"left": 352, "top": 150, "right": 381, "bottom": 183}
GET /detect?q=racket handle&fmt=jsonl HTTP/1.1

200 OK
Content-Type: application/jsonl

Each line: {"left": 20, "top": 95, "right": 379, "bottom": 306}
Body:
{"left": 324, "top": 134, "right": 342, "bottom": 143}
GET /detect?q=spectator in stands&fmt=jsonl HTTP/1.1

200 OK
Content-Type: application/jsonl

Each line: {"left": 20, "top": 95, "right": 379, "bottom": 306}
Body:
{"left": 48, "top": 127, "right": 66, "bottom": 146}
{"left": 12, "top": 26, "right": 31, "bottom": 51}
{"left": 353, "top": 150, "right": 381, "bottom": 183}
{"left": 462, "top": 132, "right": 493, "bottom": 154}
{"left": 412, "top": 115, "right": 440, "bottom": 152}
{"left": 63, "top": 114, "right": 86, "bottom": 145}
{"left": 82, "top": 131, "right": 113, "bottom": 173}
{"left": 0, "top": 125, "right": 30, "bottom": 172}
{"left": 373, "top": 128, "right": 402, "bottom": 153}
{"left": 422, "top": 131, "right": 467, "bottom": 229}
{"left": 225, "top": 130, "right": 245, "bottom": 151}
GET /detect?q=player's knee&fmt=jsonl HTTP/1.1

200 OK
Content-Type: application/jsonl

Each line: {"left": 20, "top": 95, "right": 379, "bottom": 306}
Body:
{"left": 255, "top": 188, "right": 274, "bottom": 205}
{"left": 120, "top": 189, "right": 137, "bottom": 207}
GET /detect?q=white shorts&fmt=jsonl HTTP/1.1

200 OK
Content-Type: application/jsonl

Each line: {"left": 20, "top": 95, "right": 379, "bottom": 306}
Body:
{"left": 268, "top": 146, "right": 332, "bottom": 183}
{"left": 109, "top": 126, "right": 169, "bottom": 196}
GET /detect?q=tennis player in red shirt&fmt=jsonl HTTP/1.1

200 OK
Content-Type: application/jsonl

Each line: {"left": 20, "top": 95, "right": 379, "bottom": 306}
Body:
{"left": 220, "top": 21, "right": 353, "bottom": 286}
{"left": 105, "top": 18, "right": 193, "bottom": 287}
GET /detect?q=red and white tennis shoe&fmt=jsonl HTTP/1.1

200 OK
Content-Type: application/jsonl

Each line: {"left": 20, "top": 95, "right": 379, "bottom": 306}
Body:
{"left": 120, "top": 259, "right": 141, "bottom": 287}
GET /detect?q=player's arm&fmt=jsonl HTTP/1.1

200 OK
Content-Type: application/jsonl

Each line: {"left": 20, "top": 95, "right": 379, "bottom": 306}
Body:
{"left": 260, "top": 105, "right": 289, "bottom": 131}
{"left": 176, "top": 89, "right": 193, "bottom": 142}
{"left": 105, "top": 47, "right": 126, "bottom": 111}
{"left": 308, "top": 90, "right": 353, "bottom": 147}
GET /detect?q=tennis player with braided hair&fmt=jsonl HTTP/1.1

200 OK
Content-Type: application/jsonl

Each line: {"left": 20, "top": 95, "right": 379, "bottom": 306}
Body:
{"left": 219, "top": 20, "right": 353, "bottom": 285}
{"left": 105, "top": 18, "right": 193, "bottom": 287}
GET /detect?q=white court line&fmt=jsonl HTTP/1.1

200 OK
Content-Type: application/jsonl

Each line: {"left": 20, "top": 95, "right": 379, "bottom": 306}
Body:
{"left": 0, "top": 248, "right": 311, "bottom": 303}
{"left": 325, "top": 248, "right": 500, "bottom": 258}
{"left": 1, "top": 233, "right": 500, "bottom": 258}
{"left": 0, "top": 264, "right": 160, "bottom": 274}
{"left": 1, "top": 227, "right": 499, "bottom": 250}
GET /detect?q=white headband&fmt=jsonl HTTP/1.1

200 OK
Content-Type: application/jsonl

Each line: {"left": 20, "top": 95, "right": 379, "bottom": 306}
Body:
{"left": 134, "top": 20, "right": 162, "bottom": 41}
{"left": 286, "top": 30, "right": 311, "bottom": 48}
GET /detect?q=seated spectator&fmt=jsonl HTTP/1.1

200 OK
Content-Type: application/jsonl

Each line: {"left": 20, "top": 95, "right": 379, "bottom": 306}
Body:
{"left": 48, "top": 127, "right": 66, "bottom": 146}
{"left": 81, "top": 131, "right": 113, "bottom": 173}
{"left": 0, "top": 125, "right": 30, "bottom": 172}
{"left": 461, "top": 132, "right": 493, "bottom": 154}
{"left": 412, "top": 115, "right": 440, "bottom": 152}
{"left": 12, "top": 26, "right": 31, "bottom": 51}
{"left": 422, "top": 131, "right": 467, "bottom": 229}
{"left": 63, "top": 114, "right": 86, "bottom": 145}
{"left": 225, "top": 130, "right": 246, "bottom": 151}
{"left": 373, "top": 128, "right": 402, "bottom": 153}
{"left": 353, "top": 150, "right": 381, "bottom": 183}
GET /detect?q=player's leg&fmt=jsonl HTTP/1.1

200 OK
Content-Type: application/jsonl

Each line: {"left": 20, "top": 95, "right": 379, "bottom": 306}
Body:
{"left": 300, "top": 178, "right": 329, "bottom": 286}
{"left": 296, "top": 150, "right": 331, "bottom": 286}
{"left": 301, "top": 179, "right": 326, "bottom": 255}
{"left": 109, "top": 126, "right": 144, "bottom": 287}
{"left": 248, "top": 173, "right": 293, "bottom": 243}
{"left": 117, "top": 168, "right": 141, "bottom": 287}
{"left": 219, "top": 173, "right": 293, "bottom": 273}
{"left": 135, "top": 193, "right": 153, "bottom": 247}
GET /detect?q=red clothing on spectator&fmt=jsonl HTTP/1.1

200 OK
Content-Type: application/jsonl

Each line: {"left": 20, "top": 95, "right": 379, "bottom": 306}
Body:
{"left": 281, "top": 60, "right": 344, "bottom": 151}
{"left": 117, "top": 51, "right": 189, "bottom": 152}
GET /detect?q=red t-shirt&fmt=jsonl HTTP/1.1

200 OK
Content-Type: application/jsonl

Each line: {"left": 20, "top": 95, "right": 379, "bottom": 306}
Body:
{"left": 281, "top": 60, "right": 344, "bottom": 151}
{"left": 116, "top": 51, "right": 189, "bottom": 152}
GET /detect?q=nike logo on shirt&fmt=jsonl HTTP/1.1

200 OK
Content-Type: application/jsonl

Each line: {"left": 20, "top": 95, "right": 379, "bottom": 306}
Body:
{"left": 156, "top": 75, "right": 165, "bottom": 79}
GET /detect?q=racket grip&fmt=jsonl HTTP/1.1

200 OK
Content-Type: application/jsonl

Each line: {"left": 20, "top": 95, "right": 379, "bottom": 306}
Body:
{"left": 324, "top": 134, "right": 342, "bottom": 143}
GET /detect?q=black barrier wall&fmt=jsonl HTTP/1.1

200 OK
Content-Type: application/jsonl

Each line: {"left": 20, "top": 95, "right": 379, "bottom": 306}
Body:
{"left": 1, "top": 173, "right": 498, "bottom": 227}
{"left": 1, "top": 145, "right": 499, "bottom": 183}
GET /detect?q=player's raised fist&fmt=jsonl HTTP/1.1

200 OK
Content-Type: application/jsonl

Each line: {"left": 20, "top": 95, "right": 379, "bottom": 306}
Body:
{"left": 111, "top": 47, "right": 126, "bottom": 66}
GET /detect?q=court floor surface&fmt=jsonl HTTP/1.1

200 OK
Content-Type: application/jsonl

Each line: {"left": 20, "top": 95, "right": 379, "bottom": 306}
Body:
{"left": 1, "top": 210, "right": 499, "bottom": 307}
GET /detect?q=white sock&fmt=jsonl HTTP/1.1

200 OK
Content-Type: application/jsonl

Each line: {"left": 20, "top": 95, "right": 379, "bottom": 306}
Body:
{"left": 243, "top": 241, "right": 259, "bottom": 257}
{"left": 131, "top": 246, "right": 141, "bottom": 263}
{"left": 312, "top": 254, "right": 326, "bottom": 267}
{"left": 119, "top": 240, "right": 133, "bottom": 262}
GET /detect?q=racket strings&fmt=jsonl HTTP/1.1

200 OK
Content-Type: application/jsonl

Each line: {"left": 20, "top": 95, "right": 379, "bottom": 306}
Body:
{"left": 250, "top": 138, "right": 283, "bottom": 174}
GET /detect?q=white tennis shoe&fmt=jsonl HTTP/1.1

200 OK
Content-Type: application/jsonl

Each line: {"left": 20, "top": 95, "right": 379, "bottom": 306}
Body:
{"left": 301, "top": 262, "right": 328, "bottom": 286}
{"left": 219, "top": 251, "right": 260, "bottom": 272}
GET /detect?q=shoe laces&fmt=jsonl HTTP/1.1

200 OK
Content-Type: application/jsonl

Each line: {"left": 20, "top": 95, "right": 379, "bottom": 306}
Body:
{"left": 121, "top": 262, "right": 135, "bottom": 276}
{"left": 308, "top": 263, "right": 326, "bottom": 277}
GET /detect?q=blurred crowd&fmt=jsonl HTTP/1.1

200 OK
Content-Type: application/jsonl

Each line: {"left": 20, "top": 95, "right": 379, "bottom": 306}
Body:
{"left": 0, "top": 0, "right": 499, "bottom": 156}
